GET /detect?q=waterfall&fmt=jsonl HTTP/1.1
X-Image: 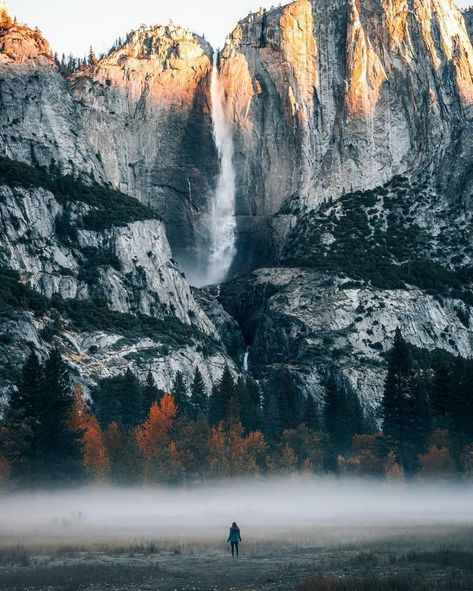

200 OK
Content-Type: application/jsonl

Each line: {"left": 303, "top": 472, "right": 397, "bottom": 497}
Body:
{"left": 243, "top": 348, "right": 249, "bottom": 372}
{"left": 202, "top": 51, "right": 237, "bottom": 286}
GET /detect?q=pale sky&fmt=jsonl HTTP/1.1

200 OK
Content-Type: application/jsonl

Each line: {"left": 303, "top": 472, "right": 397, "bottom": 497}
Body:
{"left": 8, "top": 0, "right": 473, "bottom": 58}
{"left": 9, "top": 0, "right": 290, "bottom": 58}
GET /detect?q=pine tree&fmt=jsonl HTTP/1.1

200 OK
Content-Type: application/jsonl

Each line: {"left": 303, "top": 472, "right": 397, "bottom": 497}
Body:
{"left": 208, "top": 365, "right": 234, "bottom": 425}
{"left": 143, "top": 371, "right": 161, "bottom": 414}
{"left": 88, "top": 45, "right": 98, "bottom": 66}
{"left": 381, "top": 328, "right": 427, "bottom": 471}
{"left": 303, "top": 394, "right": 319, "bottom": 431}
{"left": 324, "top": 374, "right": 362, "bottom": 452}
{"left": 324, "top": 373, "right": 342, "bottom": 443}
{"left": 3, "top": 352, "right": 43, "bottom": 482}
{"left": 273, "top": 371, "right": 302, "bottom": 431}
{"left": 171, "top": 371, "right": 190, "bottom": 418}
{"left": 190, "top": 367, "right": 208, "bottom": 419}
{"left": 36, "top": 349, "right": 83, "bottom": 484}
{"left": 119, "top": 369, "right": 143, "bottom": 428}
{"left": 263, "top": 393, "right": 281, "bottom": 442}
{"left": 431, "top": 356, "right": 453, "bottom": 423}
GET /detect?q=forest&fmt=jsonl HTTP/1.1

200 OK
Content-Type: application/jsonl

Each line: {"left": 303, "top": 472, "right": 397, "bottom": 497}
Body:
{"left": 0, "top": 329, "right": 472, "bottom": 488}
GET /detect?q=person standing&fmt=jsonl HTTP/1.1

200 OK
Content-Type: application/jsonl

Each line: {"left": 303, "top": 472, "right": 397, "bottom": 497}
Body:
{"left": 227, "top": 522, "right": 242, "bottom": 558}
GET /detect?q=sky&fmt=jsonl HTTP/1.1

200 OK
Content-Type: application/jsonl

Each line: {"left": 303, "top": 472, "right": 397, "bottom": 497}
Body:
{"left": 9, "top": 0, "right": 290, "bottom": 58}
{"left": 8, "top": 0, "right": 473, "bottom": 59}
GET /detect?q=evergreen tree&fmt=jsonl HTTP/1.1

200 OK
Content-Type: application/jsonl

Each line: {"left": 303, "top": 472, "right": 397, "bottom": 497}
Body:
{"left": 143, "top": 371, "right": 161, "bottom": 414}
{"left": 208, "top": 365, "right": 234, "bottom": 425}
{"left": 119, "top": 369, "right": 143, "bottom": 428}
{"left": 273, "top": 370, "right": 303, "bottom": 431}
{"left": 3, "top": 353, "right": 43, "bottom": 482}
{"left": 189, "top": 367, "right": 208, "bottom": 419}
{"left": 263, "top": 393, "right": 281, "bottom": 442}
{"left": 36, "top": 349, "right": 83, "bottom": 484}
{"left": 431, "top": 356, "right": 453, "bottom": 422}
{"left": 171, "top": 371, "right": 190, "bottom": 418}
{"left": 324, "top": 374, "right": 363, "bottom": 452}
{"left": 237, "top": 377, "right": 263, "bottom": 433}
{"left": 303, "top": 393, "right": 319, "bottom": 431}
{"left": 381, "top": 328, "right": 427, "bottom": 471}
{"left": 88, "top": 45, "right": 98, "bottom": 66}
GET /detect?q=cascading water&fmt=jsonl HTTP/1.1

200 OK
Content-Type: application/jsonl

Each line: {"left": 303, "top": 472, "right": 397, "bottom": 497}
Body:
{"left": 201, "top": 51, "right": 237, "bottom": 286}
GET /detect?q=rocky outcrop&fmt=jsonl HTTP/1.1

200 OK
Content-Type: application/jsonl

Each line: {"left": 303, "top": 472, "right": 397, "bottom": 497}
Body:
{"left": 69, "top": 25, "right": 218, "bottom": 282}
{"left": 0, "top": 12, "right": 103, "bottom": 178}
{"left": 0, "top": 172, "right": 238, "bottom": 398}
{"left": 220, "top": 267, "right": 473, "bottom": 418}
{"left": 219, "top": 0, "right": 473, "bottom": 270}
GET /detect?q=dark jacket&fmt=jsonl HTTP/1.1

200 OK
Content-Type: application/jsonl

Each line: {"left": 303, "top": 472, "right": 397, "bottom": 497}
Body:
{"left": 227, "top": 526, "right": 241, "bottom": 543}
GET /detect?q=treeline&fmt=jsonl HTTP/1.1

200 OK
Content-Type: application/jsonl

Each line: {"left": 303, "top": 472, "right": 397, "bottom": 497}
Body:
{"left": 53, "top": 31, "right": 135, "bottom": 77}
{"left": 0, "top": 328, "right": 472, "bottom": 487}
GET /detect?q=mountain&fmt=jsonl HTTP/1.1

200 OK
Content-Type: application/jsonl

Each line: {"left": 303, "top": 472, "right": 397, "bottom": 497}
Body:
{"left": 0, "top": 0, "right": 473, "bottom": 420}
{"left": 70, "top": 26, "right": 217, "bottom": 280}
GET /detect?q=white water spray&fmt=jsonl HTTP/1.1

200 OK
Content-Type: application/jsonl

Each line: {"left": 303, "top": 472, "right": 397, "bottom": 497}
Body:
{"left": 202, "top": 51, "right": 237, "bottom": 286}
{"left": 243, "top": 348, "right": 249, "bottom": 372}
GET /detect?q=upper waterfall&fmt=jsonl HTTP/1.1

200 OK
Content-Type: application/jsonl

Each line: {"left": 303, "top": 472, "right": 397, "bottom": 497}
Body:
{"left": 200, "top": 51, "right": 237, "bottom": 287}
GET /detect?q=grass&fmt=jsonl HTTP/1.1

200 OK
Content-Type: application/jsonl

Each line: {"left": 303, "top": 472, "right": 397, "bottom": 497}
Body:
{"left": 295, "top": 575, "right": 473, "bottom": 591}
{"left": 0, "top": 563, "right": 160, "bottom": 590}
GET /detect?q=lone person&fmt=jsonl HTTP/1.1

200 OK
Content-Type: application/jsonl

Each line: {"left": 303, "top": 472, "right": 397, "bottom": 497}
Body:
{"left": 227, "top": 522, "right": 242, "bottom": 558}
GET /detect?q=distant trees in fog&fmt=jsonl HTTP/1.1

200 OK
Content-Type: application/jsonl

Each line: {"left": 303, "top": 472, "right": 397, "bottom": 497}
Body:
{"left": 1, "top": 328, "right": 473, "bottom": 488}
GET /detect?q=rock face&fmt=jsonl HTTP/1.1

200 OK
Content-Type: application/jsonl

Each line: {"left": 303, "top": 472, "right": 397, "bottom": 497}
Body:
{"left": 219, "top": 0, "right": 473, "bottom": 269}
{"left": 1, "top": 1, "right": 473, "bottom": 421}
{"left": 220, "top": 267, "right": 473, "bottom": 417}
{"left": 0, "top": 13, "right": 103, "bottom": 178}
{"left": 70, "top": 25, "right": 218, "bottom": 282}
{"left": 0, "top": 176, "right": 236, "bottom": 397}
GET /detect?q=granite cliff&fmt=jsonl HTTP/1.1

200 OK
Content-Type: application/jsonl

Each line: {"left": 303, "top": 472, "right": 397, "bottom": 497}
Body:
{"left": 0, "top": 0, "right": 473, "bottom": 420}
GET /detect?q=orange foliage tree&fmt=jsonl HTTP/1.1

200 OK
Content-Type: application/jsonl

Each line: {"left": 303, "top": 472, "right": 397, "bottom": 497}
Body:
{"left": 243, "top": 431, "right": 268, "bottom": 476}
{"left": 208, "top": 422, "right": 230, "bottom": 477}
{"left": 69, "top": 385, "right": 109, "bottom": 482}
{"left": 419, "top": 445, "right": 456, "bottom": 479}
{"left": 135, "top": 393, "right": 177, "bottom": 480}
{"left": 349, "top": 434, "right": 388, "bottom": 477}
{"left": 0, "top": 455, "right": 10, "bottom": 488}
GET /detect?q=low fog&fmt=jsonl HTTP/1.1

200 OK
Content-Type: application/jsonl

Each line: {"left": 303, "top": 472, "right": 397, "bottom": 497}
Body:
{"left": 1, "top": 478, "right": 473, "bottom": 550}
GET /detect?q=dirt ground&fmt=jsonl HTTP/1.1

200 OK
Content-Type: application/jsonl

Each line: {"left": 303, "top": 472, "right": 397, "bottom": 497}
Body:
{"left": 2, "top": 529, "right": 473, "bottom": 591}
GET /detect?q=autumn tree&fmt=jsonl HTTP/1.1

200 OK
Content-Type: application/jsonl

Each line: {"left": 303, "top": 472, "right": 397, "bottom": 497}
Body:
{"left": 242, "top": 431, "right": 268, "bottom": 476}
{"left": 70, "top": 385, "right": 109, "bottom": 482}
{"left": 208, "top": 423, "right": 229, "bottom": 476}
{"left": 104, "top": 421, "right": 141, "bottom": 484}
{"left": 136, "top": 393, "right": 177, "bottom": 480}
{"left": 349, "top": 434, "right": 388, "bottom": 477}
{"left": 419, "top": 445, "right": 456, "bottom": 479}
